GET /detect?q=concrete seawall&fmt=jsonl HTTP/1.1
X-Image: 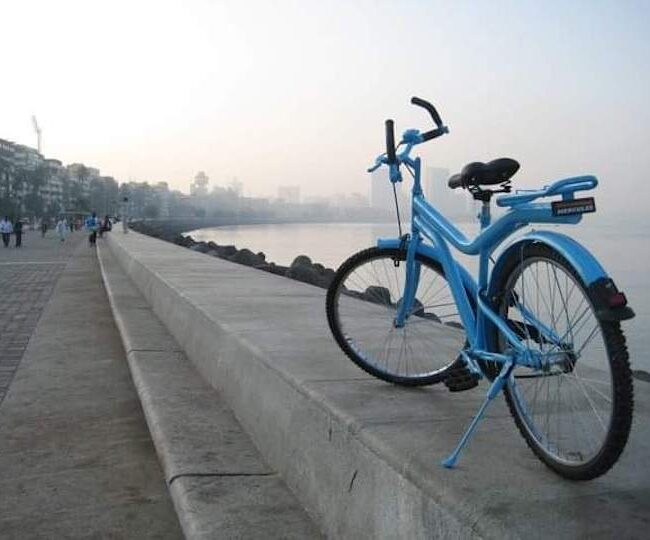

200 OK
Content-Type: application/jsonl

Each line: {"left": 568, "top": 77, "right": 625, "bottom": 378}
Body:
{"left": 104, "top": 230, "right": 650, "bottom": 539}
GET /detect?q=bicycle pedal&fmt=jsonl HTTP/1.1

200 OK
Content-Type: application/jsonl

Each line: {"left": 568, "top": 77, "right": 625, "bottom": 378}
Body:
{"left": 444, "top": 361, "right": 480, "bottom": 392}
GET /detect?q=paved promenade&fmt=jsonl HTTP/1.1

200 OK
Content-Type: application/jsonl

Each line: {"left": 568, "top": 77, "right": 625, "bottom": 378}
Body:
{"left": 0, "top": 232, "right": 182, "bottom": 538}
{"left": 0, "top": 231, "right": 76, "bottom": 404}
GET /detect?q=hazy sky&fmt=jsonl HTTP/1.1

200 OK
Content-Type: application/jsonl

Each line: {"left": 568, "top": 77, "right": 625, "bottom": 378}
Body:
{"left": 2, "top": 0, "right": 649, "bottom": 211}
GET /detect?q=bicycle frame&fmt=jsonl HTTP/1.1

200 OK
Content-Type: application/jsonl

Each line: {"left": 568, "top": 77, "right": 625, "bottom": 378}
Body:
{"left": 383, "top": 153, "right": 597, "bottom": 366}
{"left": 375, "top": 152, "right": 603, "bottom": 467}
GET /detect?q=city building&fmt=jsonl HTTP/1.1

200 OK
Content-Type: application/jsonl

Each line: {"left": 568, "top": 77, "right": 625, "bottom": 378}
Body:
{"left": 425, "top": 166, "right": 474, "bottom": 221}
{"left": 154, "top": 182, "right": 171, "bottom": 218}
{"left": 190, "top": 171, "right": 209, "bottom": 197}
{"left": 0, "top": 138, "right": 16, "bottom": 199}
{"left": 277, "top": 185, "right": 300, "bottom": 204}
{"left": 43, "top": 159, "right": 65, "bottom": 214}
{"left": 230, "top": 177, "right": 243, "bottom": 197}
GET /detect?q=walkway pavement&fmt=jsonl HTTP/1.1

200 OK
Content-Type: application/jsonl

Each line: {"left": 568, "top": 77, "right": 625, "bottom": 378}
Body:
{"left": 0, "top": 232, "right": 182, "bottom": 538}
{"left": 0, "top": 230, "right": 78, "bottom": 404}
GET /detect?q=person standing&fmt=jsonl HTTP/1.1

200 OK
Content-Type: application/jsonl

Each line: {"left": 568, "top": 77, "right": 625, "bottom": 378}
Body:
{"left": 0, "top": 216, "right": 12, "bottom": 247}
{"left": 40, "top": 220, "right": 48, "bottom": 238}
{"left": 85, "top": 212, "right": 99, "bottom": 246}
{"left": 56, "top": 217, "right": 67, "bottom": 242}
{"left": 120, "top": 197, "right": 129, "bottom": 234}
{"left": 13, "top": 219, "right": 23, "bottom": 248}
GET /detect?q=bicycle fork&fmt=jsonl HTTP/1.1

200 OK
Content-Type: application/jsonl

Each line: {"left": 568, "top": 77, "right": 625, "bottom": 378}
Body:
{"left": 394, "top": 235, "right": 421, "bottom": 327}
{"left": 442, "top": 359, "right": 515, "bottom": 468}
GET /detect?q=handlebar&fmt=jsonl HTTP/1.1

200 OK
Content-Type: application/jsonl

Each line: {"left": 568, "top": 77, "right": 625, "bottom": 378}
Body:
{"left": 411, "top": 96, "right": 443, "bottom": 128}
{"left": 372, "top": 97, "right": 448, "bottom": 177}
{"left": 385, "top": 119, "right": 397, "bottom": 164}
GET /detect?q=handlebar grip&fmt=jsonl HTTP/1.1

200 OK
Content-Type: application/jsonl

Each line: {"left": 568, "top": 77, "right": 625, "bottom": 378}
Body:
{"left": 421, "top": 126, "right": 449, "bottom": 142}
{"left": 411, "top": 96, "right": 443, "bottom": 127}
{"left": 385, "top": 119, "right": 397, "bottom": 164}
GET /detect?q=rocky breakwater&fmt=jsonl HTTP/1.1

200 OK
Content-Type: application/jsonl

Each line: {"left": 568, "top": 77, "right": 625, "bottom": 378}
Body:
{"left": 134, "top": 224, "right": 337, "bottom": 289}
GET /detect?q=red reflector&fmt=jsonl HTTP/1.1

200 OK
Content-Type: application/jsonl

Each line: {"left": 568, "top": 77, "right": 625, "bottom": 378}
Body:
{"left": 609, "top": 292, "right": 627, "bottom": 308}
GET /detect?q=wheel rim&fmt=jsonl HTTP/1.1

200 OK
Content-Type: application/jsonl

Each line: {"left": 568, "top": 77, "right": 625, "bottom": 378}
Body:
{"left": 502, "top": 256, "right": 614, "bottom": 467}
{"left": 333, "top": 252, "right": 466, "bottom": 381}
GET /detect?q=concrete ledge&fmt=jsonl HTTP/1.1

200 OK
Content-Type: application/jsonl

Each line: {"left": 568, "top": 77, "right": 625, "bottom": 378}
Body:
{"left": 97, "top": 243, "right": 321, "bottom": 539}
{"left": 104, "top": 231, "right": 650, "bottom": 539}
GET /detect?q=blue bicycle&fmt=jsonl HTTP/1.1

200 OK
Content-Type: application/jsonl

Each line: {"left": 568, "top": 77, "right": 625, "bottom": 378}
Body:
{"left": 326, "top": 97, "right": 635, "bottom": 480}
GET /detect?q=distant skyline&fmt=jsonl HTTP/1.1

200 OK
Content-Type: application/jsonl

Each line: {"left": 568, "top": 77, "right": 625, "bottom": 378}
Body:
{"left": 2, "top": 1, "right": 649, "bottom": 214}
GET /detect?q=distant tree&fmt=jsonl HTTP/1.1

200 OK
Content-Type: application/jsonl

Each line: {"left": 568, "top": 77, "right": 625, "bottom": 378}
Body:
{"left": 0, "top": 197, "right": 13, "bottom": 217}
{"left": 144, "top": 203, "right": 160, "bottom": 219}
{"left": 103, "top": 177, "right": 119, "bottom": 215}
{"left": 45, "top": 200, "right": 62, "bottom": 219}
{"left": 70, "top": 181, "right": 83, "bottom": 211}
{"left": 29, "top": 165, "right": 47, "bottom": 191}
{"left": 61, "top": 175, "right": 72, "bottom": 210}
{"left": 69, "top": 165, "right": 90, "bottom": 211}
{"left": 24, "top": 191, "right": 44, "bottom": 218}
{"left": 89, "top": 178, "right": 106, "bottom": 214}
{"left": 0, "top": 156, "right": 12, "bottom": 198}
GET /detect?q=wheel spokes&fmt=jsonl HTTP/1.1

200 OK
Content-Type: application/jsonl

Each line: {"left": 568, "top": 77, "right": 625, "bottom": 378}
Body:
{"left": 505, "top": 258, "right": 613, "bottom": 466}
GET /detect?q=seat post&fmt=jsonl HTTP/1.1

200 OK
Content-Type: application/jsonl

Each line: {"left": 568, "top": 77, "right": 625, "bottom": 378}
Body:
{"left": 480, "top": 200, "right": 491, "bottom": 230}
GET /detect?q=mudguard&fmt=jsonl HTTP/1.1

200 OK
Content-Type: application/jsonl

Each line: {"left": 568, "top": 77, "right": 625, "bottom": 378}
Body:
{"left": 488, "top": 231, "right": 634, "bottom": 321}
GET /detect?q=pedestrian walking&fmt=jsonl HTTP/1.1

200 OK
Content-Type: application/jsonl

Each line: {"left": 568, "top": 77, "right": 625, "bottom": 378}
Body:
{"left": 85, "top": 212, "right": 99, "bottom": 246}
{"left": 98, "top": 215, "right": 112, "bottom": 239}
{"left": 40, "top": 220, "right": 48, "bottom": 238}
{"left": 0, "top": 216, "right": 12, "bottom": 247}
{"left": 56, "top": 217, "right": 67, "bottom": 242}
{"left": 13, "top": 219, "right": 23, "bottom": 248}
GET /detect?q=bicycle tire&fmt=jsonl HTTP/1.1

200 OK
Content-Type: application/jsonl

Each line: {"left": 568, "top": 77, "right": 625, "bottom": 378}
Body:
{"left": 326, "top": 247, "right": 470, "bottom": 386}
{"left": 491, "top": 243, "right": 633, "bottom": 480}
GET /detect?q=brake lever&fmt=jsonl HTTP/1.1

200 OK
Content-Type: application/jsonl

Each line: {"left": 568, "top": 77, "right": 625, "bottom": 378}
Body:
{"left": 367, "top": 155, "right": 386, "bottom": 173}
{"left": 367, "top": 162, "right": 382, "bottom": 173}
{"left": 368, "top": 140, "right": 410, "bottom": 172}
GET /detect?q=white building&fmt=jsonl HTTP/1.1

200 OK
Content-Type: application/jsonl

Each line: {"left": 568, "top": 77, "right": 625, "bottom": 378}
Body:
{"left": 190, "top": 171, "right": 209, "bottom": 197}
{"left": 43, "top": 159, "right": 65, "bottom": 212}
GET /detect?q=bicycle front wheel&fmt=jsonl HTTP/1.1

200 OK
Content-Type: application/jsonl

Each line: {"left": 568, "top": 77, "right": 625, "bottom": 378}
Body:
{"left": 493, "top": 243, "right": 633, "bottom": 480}
{"left": 326, "top": 247, "right": 468, "bottom": 386}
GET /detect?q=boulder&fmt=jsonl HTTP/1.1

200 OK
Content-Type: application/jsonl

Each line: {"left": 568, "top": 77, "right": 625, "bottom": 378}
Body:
{"left": 265, "top": 264, "right": 290, "bottom": 276}
{"left": 190, "top": 242, "right": 210, "bottom": 253}
{"left": 364, "top": 286, "right": 392, "bottom": 305}
{"left": 229, "top": 248, "right": 265, "bottom": 267}
{"left": 216, "top": 245, "right": 238, "bottom": 258}
{"left": 285, "top": 264, "right": 321, "bottom": 286}
{"left": 320, "top": 268, "right": 336, "bottom": 288}
{"left": 181, "top": 235, "right": 196, "bottom": 247}
{"left": 290, "top": 255, "right": 312, "bottom": 268}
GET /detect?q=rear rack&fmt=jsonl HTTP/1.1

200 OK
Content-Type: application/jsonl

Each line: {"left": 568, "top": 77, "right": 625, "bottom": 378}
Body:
{"left": 496, "top": 175, "right": 598, "bottom": 207}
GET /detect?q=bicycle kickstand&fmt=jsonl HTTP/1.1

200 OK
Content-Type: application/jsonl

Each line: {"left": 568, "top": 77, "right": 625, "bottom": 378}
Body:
{"left": 442, "top": 360, "right": 514, "bottom": 469}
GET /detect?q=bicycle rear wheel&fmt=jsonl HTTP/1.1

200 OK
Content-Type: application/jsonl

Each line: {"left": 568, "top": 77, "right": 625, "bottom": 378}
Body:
{"left": 326, "top": 247, "right": 468, "bottom": 386}
{"left": 493, "top": 243, "right": 633, "bottom": 480}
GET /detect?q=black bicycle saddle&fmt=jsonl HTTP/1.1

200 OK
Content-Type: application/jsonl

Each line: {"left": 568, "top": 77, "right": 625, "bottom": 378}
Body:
{"left": 448, "top": 158, "right": 520, "bottom": 189}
